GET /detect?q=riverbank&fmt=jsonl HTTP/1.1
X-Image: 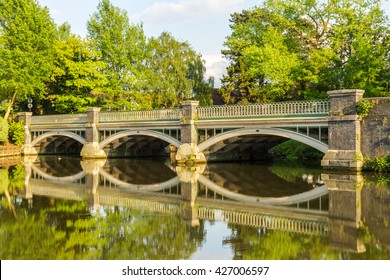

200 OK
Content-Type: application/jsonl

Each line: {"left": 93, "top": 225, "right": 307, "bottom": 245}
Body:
{"left": 0, "top": 145, "right": 21, "bottom": 167}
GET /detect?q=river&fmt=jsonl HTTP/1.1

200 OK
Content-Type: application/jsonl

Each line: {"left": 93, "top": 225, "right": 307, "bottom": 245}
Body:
{"left": 0, "top": 155, "right": 389, "bottom": 260}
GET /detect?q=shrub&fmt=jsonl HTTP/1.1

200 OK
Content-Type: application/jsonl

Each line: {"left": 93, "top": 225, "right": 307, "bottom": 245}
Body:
{"left": 0, "top": 117, "right": 9, "bottom": 144}
{"left": 8, "top": 120, "right": 25, "bottom": 146}
{"left": 356, "top": 99, "right": 374, "bottom": 119}
{"left": 363, "top": 154, "right": 390, "bottom": 172}
{"left": 271, "top": 140, "right": 323, "bottom": 160}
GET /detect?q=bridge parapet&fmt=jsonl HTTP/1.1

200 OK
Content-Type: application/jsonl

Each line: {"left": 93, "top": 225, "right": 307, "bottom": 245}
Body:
{"left": 29, "top": 100, "right": 329, "bottom": 126}
{"left": 31, "top": 113, "right": 86, "bottom": 125}
{"left": 198, "top": 100, "right": 329, "bottom": 119}
{"left": 99, "top": 108, "right": 181, "bottom": 123}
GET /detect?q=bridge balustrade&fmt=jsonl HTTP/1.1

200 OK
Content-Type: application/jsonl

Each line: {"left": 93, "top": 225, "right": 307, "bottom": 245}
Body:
{"left": 197, "top": 207, "right": 328, "bottom": 236}
{"left": 30, "top": 113, "right": 86, "bottom": 125}
{"left": 29, "top": 100, "right": 329, "bottom": 126}
{"left": 197, "top": 100, "right": 329, "bottom": 119}
{"left": 99, "top": 108, "right": 182, "bottom": 122}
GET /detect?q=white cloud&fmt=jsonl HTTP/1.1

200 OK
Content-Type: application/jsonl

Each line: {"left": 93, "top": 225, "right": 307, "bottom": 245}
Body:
{"left": 203, "top": 53, "right": 229, "bottom": 87}
{"left": 136, "top": 0, "right": 245, "bottom": 23}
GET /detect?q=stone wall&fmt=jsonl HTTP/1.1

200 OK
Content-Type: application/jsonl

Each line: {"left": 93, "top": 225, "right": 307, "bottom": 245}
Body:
{"left": 361, "top": 98, "right": 390, "bottom": 158}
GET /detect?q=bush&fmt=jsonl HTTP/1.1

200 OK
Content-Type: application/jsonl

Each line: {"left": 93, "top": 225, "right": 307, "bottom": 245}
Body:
{"left": 271, "top": 140, "right": 323, "bottom": 160}
{"left": 363, "top": 154, "right": 390, "bottom": 172}
{"left": 0, "top": 117, "right": 9, "bottom": 144}
{"left": 8, "top": 120, "right": 25, "bottom": 146}
{"left": 356, "top": 99, "right": 375, "bottom": 119}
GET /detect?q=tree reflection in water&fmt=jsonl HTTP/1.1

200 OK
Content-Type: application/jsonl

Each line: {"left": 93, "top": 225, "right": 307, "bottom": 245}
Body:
{"left": 0, "top": 157, "right": 389, "bottom": 260}
{"left": 0, "top": 197, "right": 205, "bottom": 260}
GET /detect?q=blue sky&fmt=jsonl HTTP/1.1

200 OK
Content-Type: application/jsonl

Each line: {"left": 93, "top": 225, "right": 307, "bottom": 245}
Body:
{"left": 37, "top": 0, "right": 390, "bottom": 86}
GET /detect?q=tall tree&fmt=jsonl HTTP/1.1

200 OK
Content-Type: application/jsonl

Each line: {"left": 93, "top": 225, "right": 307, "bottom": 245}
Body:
{"left": 221, "top": 0, "right": 390, "bottom": 103}
{"left": 0, "top": 0, "right": 56, "bottom": 120}
{"left": 87, "top": 0, "right": 150, "bottom": 110}
{"left": 148, "top": 32, "right": 214, "bottom": 108}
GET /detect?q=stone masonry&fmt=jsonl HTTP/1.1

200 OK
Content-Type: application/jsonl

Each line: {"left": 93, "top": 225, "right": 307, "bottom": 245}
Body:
{"left": 361, "top": 98, "right": 390, "bottom": 158}
{"left": 321, "top": 89, "right": 364, "bottom": 171}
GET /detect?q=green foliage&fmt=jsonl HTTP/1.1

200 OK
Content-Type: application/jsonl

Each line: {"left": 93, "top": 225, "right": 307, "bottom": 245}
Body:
{"left": 271, "top": 140, "right": 323, "bottom": 160}
{"left": 86, "top": 0, "right": 212, "bottom": 110}
{"left": 0, "top": 197, "right": 205, "bottom": 260}
{"left": 0, "top": 0, "right": 213, "bottom": 116}
{"left": 0, "top": 116, "right": 9, "bottom": 143}
{"left": 87, "top": 0, "right": 152, "bottom": 110}
{"left": 147, "top": 32, "right": 214, "bottom": 108}
{"left": 224, "top": 225, "right": 338, "bottom": 260}
{"left": 8, "top": 120, "right": 24, "bottom": 146}
{"left": 363, "top": 154, "right": 390, "bottom": 172}
{"left": 221, "top": 0, "right": 390, "bottom": 103}
{"left": 356, "top": 99, "right": 375, "bottom": 119}
{"left": 46, "top": 35, "right": 107, "bottom": 114}
{"left": 8, "top": 164, "right": 25, "bottom": 190}
{"left": 0, "top": 0, "right": 57, "bottom": 119}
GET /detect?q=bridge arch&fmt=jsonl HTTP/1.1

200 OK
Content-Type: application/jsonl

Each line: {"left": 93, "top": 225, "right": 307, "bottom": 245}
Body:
{"left": 198, "top": 128, "right": 328, "bottom": 153}
{"left": 198, "top": 174, "right": 328, "bottom": 206}
{"left": 31, "top": 131, "right": 86, "bottom": 147}
{"left": 31, "top": 164, "right": 85, "bottom": 182}
{"left": 99, "top": 129, "right": 181, "bottom": 149}
{"left": 99, "top": 168, "right": 180, "bottom": 191}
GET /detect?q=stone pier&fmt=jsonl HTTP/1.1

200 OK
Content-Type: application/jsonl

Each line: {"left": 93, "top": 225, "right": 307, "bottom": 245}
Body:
{"left": 321, "top": 89, "right": 364, "bottom": 171}
{"left": 80, "top": 108, "right": 106, "bottom": 159}
{"left": 175, "top": 100, "right": 206, "bottom": 165}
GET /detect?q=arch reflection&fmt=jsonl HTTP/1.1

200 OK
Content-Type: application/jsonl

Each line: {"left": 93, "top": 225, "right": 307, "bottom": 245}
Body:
{"left": 11, "top": 156, "right": 390, "bottom": 257}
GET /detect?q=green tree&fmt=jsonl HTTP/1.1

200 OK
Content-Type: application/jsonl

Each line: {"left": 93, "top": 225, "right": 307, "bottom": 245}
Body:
{"left": 87, "top": 0, "right": 150, "bottom": 110}
{"left": 148, "top": 32, "right": 213, "bottom": 108}
{"left": 46, "top": 34, "right": 108, "bottom": 114}
{"left": 0, "top": 0, "right": 57, "bottom": 120}
{"left": 221, "top": 0, "right": 390, "bottom": 103}
{"left": 87, "top": 0, "right": 213, "bottom": 110}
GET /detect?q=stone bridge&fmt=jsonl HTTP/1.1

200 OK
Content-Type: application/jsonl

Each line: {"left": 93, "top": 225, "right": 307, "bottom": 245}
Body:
{"left": 18, "top": 89, "right": 380, "bottom": 170}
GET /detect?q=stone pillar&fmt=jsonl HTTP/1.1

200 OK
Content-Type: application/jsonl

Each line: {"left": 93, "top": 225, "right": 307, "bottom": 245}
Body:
{"left": 322, "top": 172, "right": 366, "bottom": 253}
{"left": 17, "top": 112, "right": 38, "bottom": 156}
{"left": 176, "top": 164, "right": 205, "bottom": 227}
{"left": 80, "top": 108, "right": 106, "bottom": 159}
{"left": 175, "top": 101, "right": 206, "bottom": 165}
{"left": 321, "top": 89, "right": 364, "bottom": 171}
{"left": 81, "top": 159, "right": 106, "bottom": 210}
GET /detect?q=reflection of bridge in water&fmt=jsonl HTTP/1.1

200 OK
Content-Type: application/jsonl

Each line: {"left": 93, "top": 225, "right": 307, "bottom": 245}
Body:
{"left": 18, "top": 157, "right": 371, "bottom": 252}
{"left": 23, "top": 158, "right": 329, "bottom": 236}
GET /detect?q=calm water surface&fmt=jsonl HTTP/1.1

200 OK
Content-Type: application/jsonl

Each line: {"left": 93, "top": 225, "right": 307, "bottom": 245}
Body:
{"left": 0, "top": 156, "right": 389, "bottom": 260}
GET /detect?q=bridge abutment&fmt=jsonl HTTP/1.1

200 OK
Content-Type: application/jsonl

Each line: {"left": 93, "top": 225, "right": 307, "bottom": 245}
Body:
{"left": 175, "top": 100, "right": 206, "bottom": 165}
{"left": 321, "top": 89, "right": 364, "bottom": 171}
{"left": 80, "top": 108, "right": 106, "bottom": 159}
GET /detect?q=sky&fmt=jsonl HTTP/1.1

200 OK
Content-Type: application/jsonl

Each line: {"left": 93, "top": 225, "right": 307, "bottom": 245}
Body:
{"left": 37, "top": 0, "right": 390, "bottom": 87}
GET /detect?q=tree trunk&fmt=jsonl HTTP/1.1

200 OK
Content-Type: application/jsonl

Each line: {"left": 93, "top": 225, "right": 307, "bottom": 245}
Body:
{"left": 3, "top": 90, "right": 18, "bottom": 121}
